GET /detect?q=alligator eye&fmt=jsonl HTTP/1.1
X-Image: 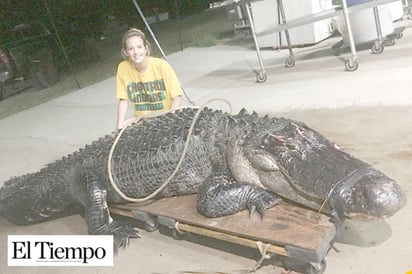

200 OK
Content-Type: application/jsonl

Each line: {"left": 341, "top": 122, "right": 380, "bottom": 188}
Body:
{"left": 262, "top": 134, "right": 271, "bottom": 146}
{"left": 285, "top": 144, "right": 297, "bottom": 151}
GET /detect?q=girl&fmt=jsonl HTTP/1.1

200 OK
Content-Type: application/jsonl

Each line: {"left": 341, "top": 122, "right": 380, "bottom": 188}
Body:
{"left": 115, "top": 28, "right": 183, "bottom": 129}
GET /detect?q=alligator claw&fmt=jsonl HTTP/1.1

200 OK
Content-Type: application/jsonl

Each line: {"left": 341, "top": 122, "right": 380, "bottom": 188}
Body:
{"left": 92, "top": 220, "right": 140, "bottom": 254}
{"left": 249, "top": 205, "right": 256, "bottom": 217}
{"left": 113, "top": 224, "right": 140, "bottom": 254}
{"left": 248, "top": 191, "right": 281, "bottom": 219}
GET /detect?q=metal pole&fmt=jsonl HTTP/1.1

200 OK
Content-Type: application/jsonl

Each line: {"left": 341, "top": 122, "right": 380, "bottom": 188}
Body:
{"left": 131, "top": 0, "right": 168, "bottom": 60}
{"left": 277, "top": 0, "right": 294, "bottom": 62}
{"left": 341, "top": 0, "right": 358, "bottom": 66}
{"left": 42, "top": 0, "right": 80, "bottom": 89}
{"left": 175, "top": 0, "right": 184, "bottom": 51}
{"left": 244, "top": 3, "right": 266, "bottom": 82}
{"left": 130, "top": 0, "right": 194, "bottom": 104}
{"left": 277, "top": 1, "right": 282, "bottom": 50}
{"left": 373, "top": 6, "right": 383, "bottom": 42}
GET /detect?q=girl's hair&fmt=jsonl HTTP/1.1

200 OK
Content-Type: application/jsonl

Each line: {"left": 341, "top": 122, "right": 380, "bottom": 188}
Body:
{"left": 121, "top": 28, "right": 151, "bottom": 59}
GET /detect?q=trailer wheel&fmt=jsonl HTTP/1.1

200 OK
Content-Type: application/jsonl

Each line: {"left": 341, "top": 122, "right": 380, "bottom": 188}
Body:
{"left": 371, "top": 42, "right": 384, "bottom": 54}
{"left": 285, "top": 56, "right": 295, "bottom": 68}
{"left": 304, "top": 259, "right": 326, "bottom": 274}
{"left": 344, "top": 59, "right": 358, "bottom": 72}
{"left": 143, "top": 218, "right": 159, "bottom": 232}
{"left": 256, "top": 72, "right": 267, "bottom": 83}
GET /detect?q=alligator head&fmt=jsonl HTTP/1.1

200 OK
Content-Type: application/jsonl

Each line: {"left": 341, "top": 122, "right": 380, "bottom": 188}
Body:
{"left": 229, "top": 116, "right": 407, "bottom": 221}
{"left": 328, "top": 167, "right": 407, "bottom": 220}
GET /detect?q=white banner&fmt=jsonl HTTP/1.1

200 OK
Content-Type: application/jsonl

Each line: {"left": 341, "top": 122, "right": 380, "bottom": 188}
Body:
{"left": 8, "top": 235, "right": 113, "bottom": 266}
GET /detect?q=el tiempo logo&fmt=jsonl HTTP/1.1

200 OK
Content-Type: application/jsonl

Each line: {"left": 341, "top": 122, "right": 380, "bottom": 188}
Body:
{"left": 8, "top": 235, "right": 113, "bottom": 266}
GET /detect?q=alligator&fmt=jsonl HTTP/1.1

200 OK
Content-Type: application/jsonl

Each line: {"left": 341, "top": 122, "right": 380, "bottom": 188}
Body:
{"left": 0, "top": 107, "right": 407, "bottom": 249}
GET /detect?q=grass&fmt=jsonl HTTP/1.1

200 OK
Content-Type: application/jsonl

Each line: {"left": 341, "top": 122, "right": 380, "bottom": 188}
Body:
{"left": 148, "top": 9, "right": 234, "bottom": 55}
{"left": 0, "top": 8, "right": 234, "bottom": 119}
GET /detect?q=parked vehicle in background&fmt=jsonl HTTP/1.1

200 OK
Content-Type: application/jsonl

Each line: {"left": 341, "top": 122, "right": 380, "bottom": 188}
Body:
{"left": 0, "top": 21, "right": 59, "bottom": 100}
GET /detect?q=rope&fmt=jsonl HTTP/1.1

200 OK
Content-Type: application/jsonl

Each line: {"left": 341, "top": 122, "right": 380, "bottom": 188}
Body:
{"left": 107, "top": 99, "right": 232, "bottom": 203}
{"left": 317, "top": 167, "right": 368, "bottom": 214}
{"left": 252, "top": 241, "right": 272, "bottom": 272}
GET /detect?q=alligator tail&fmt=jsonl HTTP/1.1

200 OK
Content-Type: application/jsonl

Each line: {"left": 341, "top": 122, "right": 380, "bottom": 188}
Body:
{"left": 0, "top": 169, "right": 78, "bottom": 225}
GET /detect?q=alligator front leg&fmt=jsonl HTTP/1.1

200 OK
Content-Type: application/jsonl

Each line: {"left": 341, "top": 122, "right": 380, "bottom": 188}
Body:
{"left": 74, "top": 168, "right": 140, "bottom": 251}
{"left": 196, "top": 171, "right": 281, "bottom": 218}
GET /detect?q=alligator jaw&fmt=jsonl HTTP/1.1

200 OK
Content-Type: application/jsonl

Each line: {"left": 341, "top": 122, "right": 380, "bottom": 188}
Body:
{"left": 331, "top": 168, "right": 407, "bottom": 221}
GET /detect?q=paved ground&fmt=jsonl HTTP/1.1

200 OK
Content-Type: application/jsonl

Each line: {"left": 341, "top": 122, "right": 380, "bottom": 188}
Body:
{"left": 1, "top": 19, "right": 412, "bottom": 274}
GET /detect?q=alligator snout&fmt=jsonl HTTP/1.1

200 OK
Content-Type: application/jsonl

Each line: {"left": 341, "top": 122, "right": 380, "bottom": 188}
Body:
{"left": 332, "top": 169, "right": 407, "bottom": 220}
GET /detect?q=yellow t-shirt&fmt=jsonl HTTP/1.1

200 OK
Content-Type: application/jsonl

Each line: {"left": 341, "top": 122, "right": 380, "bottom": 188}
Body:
{"left": 116, "top": 57, "right": 183, "bottom": 116}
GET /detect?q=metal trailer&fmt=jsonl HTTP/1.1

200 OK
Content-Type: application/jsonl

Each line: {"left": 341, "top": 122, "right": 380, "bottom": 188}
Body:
{"left": 215, "top": 0, "right": 404, "bottom": 82}
{"left": 110, "top": 195, "right": 337, "bottom": 274}
{"left": 402, "top": 0, "right": 412, "bottom": 19}
{"left": 210, "top": 0, "right": 268, "bottom": 82}
{"left": 331, "top": 1, "right": 406, "bottom": 56}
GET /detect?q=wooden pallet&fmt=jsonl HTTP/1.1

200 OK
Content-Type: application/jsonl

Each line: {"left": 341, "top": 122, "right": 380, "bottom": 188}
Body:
{"left": 110, "top": 195, "right": 336, "bottom": 272}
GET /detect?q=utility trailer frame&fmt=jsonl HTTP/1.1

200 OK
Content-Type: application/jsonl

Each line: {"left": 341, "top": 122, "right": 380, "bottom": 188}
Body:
{"left": 211, "top": 0, "right": 403, "bottom": 82}
{"left": 110, "top": 194, "right": 337, "bottom": 274}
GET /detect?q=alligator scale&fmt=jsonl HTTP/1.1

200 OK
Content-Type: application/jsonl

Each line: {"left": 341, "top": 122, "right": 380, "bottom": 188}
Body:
{"left": 0, "top": 108, "right": 407, "bottom": 248}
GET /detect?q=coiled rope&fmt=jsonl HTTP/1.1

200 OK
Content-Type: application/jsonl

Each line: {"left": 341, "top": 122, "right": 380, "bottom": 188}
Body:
{"left": 107, "top": 99, "right": 232, "bottom": 203}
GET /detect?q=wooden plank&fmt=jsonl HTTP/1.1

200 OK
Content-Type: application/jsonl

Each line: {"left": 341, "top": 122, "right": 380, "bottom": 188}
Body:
{"left": 111, "top": 195, "right": 336, "bottom": 257}
{"left": 176, "top": 222, "right": 289, "bottom": 257}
